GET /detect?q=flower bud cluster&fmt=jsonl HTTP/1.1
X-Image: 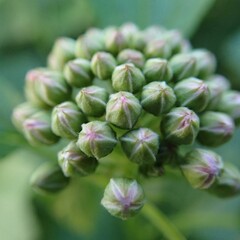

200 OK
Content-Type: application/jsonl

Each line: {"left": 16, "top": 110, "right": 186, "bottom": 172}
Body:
{"left": 12, "top": 23, "right": 240, "bottom": 219}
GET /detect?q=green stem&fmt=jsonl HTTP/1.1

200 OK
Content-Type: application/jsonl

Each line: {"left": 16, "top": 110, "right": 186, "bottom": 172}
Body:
{"left": 142, "top": 202, "right": 186, "bottom": 240}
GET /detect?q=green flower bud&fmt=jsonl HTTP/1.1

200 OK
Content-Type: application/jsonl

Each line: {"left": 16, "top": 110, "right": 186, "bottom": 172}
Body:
{"left": 145, "top": 39, "right": 171, "bottom": 59}
{"left": 143, "top": 58, "right": 173, "bottom": 83}
{"left": 91, "top": 51, "right": 116, "bottom": 80}
{"left": 169, "top": 53, "right": 197, "bottom": 81}
{"left": 105, "top": 28, "right": 128, "bottom": 54}
{"left": 143, "top": 26, "right": 166, "bottom": 43}
{"left": 117, "top": 49, "right": 145, "bottom": 69}
{"left": 75, "top": 86, "right": 109, "bottom": 117}
{"left": 161, "top": 107, "right": 200, "bottom": 145}
{"left": 51, "top": 101, "right": 87, "bottom": 139}
{"left": 48, "top": 37, "right": 76, "bottom": 71}
{"left": 181, "top": 148, "right": 223, "bottom": 189}
{"left": 216, "top": 90, "right": 240, "bottom": 125}
{"left": 120, "top": 23, "right": 145, "bottom": 50}
{"left": 106, "top": 91, "right": 142, "bottom": 129}
{"left": 112, "top": 63, "right": 145, "bottom": 93}
{"left": 101, "top": 178, "right": 145, "bottom": 220}
{"left": 120, "top": 128, "right": 160, "bottom": 165}
{"left": 162, "top": 30, "right": 184, "bottom": 54}
{"left": 141, "top": 81, "right": 176, "bottom": 116}
{"left": 12, "top": 102, "right": 39, "bottom": 132}
{"left": 31, "top": 163, "right": 69, "bottom": 194}
{"left": 75, "top": 28, "right": 105, "bottom": 59}
{"left": 34, "top": 70, "right": 72, "bottom": 107}
{"left": 197, "top": 111, "right": 235, "bottom": 147}
{"left": 209, "top": 163, "right": 240, "bottom": 198}
{"left": 77, "top": 121, "right": 117, "bottom": 159}
{"left": 63, "top": 58, "right": 93, "bottom": 88}
{"left": 191, "top": 49, "right": 216, "bottom": 79}
{"left": 174, "top": 77, "right": 210, "bottom": 112}
{"left": 205, "top": 75, "right": 230, "bottom": 110}
{"left": 25, "top": 68, "right": 50, "bottom": 108}
{"left": 58, "top": 141, "right": 98, "bottom": 177}
{"left": 23, "top": 111, "right": 59, "bottom": 146}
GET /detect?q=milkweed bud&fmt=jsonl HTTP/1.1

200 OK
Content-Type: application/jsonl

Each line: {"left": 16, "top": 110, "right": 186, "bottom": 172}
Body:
{"left": 34, "top": 70, "right": 72, "bottom": 107}
{"left": 143, "top": 58, "right": 173, "bottom": 83}
{"left": 12, "top": 102, "right": 39, "bottom": 132}
{"left": 51, "top": 101, "right": 87, "bottom": 139}
{"left": 105, "top": 28, "right": 128, "bottom": 54}
{"left": 169, "top": 53, "right": 197, "bottom": 81}
{"left": 91, "top": 52, "right": 116, "bottom": 80}
{"left": 101, "top": 178, "right": 145, "bottom": 220}
{"left": 143, "top": 25, "right": 166, "bottom": 42}
{"left": 64, "top": 58, "right": 93, "bottom": 88}
{"left": 145, "top": 39, "right": 171, "bottom": 59}
{"left": 112, "top": 63, "right": 145, "bottom": 93}
{"left": 141, "top": 81, "right": 176, "bottom": 116}
{"left": 25, "top": 68, "right": 50, "bottom": 108}
{"left": 77, "top": 121, "right": 117, "bottom": 159}
{"left": 117, "top": 49, "right": 145, "bottom": 69}
{"left": 31, "top": 163, "right": 69, "bottom": 194}
{"left": 120, "top": 128, "right": 160, "bottom": 165}
{"left": 75, "top": 28, "right": 105, "bottom": 59}
{"left": 197, "top": 111, "right": 235, "bottom": 147}
{"left": 209, "top": 163, "right": 240, "bottom": 198}
{"left": 75, "top": 86, "right": 109, "bottom": 117}
{"left": 23, "top": 111, "right": 59, "bottom": 146}
{"left": 161, "top": 107, "right": 200, "bottom": 145}
{"left": 48, "top": 37, "right": 76, "bottom": 71}
{"left": 162, "top": 30, "right": 184, "bottom": 54}
{"left": 205, "top": 75, "right": 230, "bottom": 110}
{"left": 181, "top": 148, "right": 223, "bottom": 189}
{"left": 191, "top": 49, "right": 216, "bottom": 79}
{"left": 216, "top": 90, "right": 240, "bottom": 125}
{"left": 106, "top": 91, "right": 142, "bottom": 129}
{"left": 174, "top": 77, "right": 210, "bottom": 112}
{"left": 58, "top": 141, "right": 98, "bottom": 177}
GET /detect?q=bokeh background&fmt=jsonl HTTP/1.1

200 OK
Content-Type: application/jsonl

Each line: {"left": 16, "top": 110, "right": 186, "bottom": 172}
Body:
{"left": 1, "top": 0, "right": 240, "bottom": 239}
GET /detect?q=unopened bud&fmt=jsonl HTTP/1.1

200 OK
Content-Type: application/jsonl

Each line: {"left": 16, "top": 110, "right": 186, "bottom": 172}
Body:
{"left": 101, "top": 178, "right": 145, "bottom": 220}
{"left": 106, "top": 91, "right": 142, "bottom": 129}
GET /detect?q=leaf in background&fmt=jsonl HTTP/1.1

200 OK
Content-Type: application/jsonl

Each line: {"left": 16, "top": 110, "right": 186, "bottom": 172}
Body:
{"left": 0, "top": 0, "right": 94, "bottom": 49}
{"left": 0, "top": 150, "right": 42, "bottom": 240}
{"left": 89, "top": 0, "right": 215, "bottom": 36}
{"left": 221, "top": 30, "right": 240, "bottom": 89}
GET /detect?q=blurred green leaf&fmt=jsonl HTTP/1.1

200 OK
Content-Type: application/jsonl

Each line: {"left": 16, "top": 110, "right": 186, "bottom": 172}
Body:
{"left": 0, "top": 150, "right": 42, "bottom": 240}
{"left": 89, "top": 0, "right": 215, "bottom": 36}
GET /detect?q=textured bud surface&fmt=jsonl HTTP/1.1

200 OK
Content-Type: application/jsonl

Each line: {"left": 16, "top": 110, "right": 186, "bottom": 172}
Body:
{"left": 181, "top": 148, "right": 223, "bottom": 189}
{"left": 51, "top": 101, "right": 87, "bottom": 139}
{"left": 23, "top": 111, "right": 59, "bottom": 146}
{"left": 143, "top": 58, "right": 173, "bottom": 83}
{"left": 161, "top": 107, "right": 199, "bottom": 145}
{"left": 141, "top": 81, "right": 176, "bottom": 116}
{"left": 77, "top": 121, "right": 117, "bottom": 159}
{"left": 120, "top": 128, "right": 160, "bottom": 165}
{"left": 174, "top": 77, "right": 210, "bottom": 112}
{"left": 216, "top": 91, "right": 240, "bottom": 125}
{"left": 91, "top": 51, "right": 116, "bottom": 80}
{"left": 101, "top": 178, "right": 145, "bottom": 220}
{"left": 197, "top": 111, "right": 235, "bottom": 147}
{"left": 64, "top": 58, "right": 93, "bottom": 88}
{"left": 145, "top": 39, "right": 171, "bottom": 59}
{"left": 75, "top": 86, "right": 109, "bottom": 117}
{"left": 58, "top": 141, "right": 98, "bottom": 177}
{"left": 106, "top": 91, "right": 142, "bottom": 129}
{"left": 112, "top": 63, "right": 145, "bottom": 93}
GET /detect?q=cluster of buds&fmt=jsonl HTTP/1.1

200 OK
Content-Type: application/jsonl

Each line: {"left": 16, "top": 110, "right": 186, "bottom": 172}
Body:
{"left": 12, "top": 23, "right": 240, "bottom": 220}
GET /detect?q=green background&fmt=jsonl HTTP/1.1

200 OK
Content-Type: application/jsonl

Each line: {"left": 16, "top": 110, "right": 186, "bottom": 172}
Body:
{"left": 1, "top": 0, "right": 240, "bottom": 239}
